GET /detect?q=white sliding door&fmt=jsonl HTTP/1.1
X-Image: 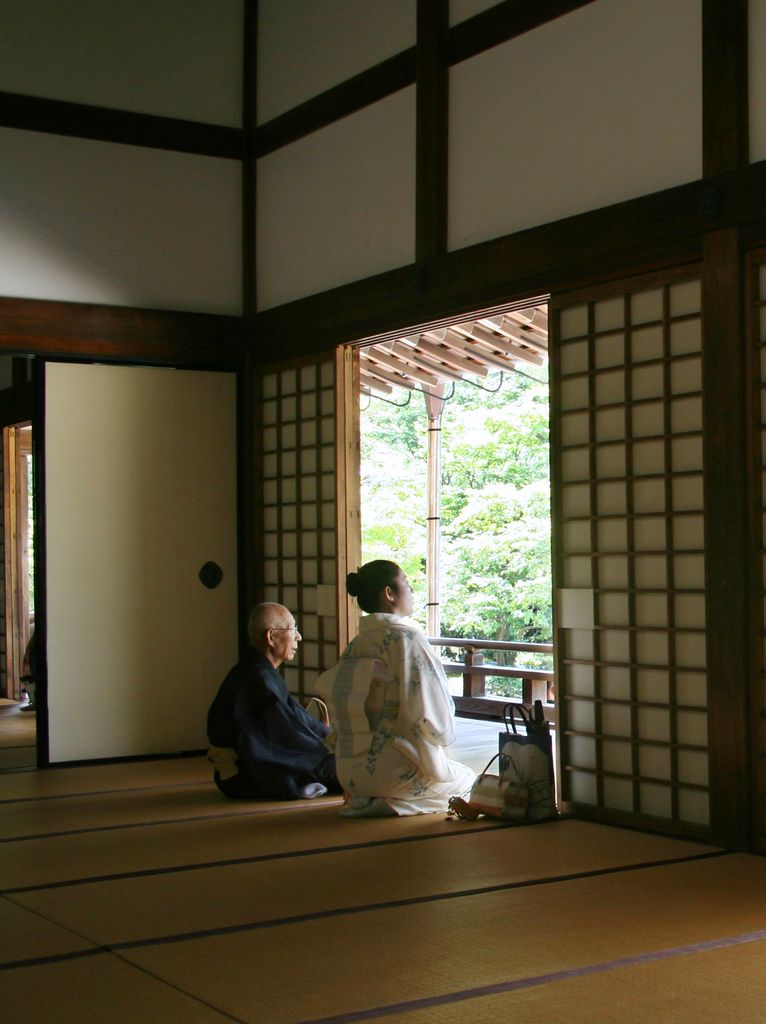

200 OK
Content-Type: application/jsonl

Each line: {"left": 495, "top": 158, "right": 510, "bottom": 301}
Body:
{"left": 44, "top": 362, "right": 238, "bottom": 762}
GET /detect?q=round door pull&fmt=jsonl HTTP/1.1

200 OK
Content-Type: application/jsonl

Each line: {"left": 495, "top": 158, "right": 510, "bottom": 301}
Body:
{"left": 198, "top": 561, "right": 223, "bottom": 589}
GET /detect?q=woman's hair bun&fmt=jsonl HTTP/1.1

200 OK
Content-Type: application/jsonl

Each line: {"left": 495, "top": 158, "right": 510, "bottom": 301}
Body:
{"left": 346, "top": 560, "right": 400, "bottom": 612}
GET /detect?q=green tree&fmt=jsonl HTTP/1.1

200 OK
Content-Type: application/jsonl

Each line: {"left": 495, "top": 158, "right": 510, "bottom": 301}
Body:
{"left": 360, "top": 392, "right": 428, "bottom": 600}
{"left": 360, "top": 370, "right": 551, "bottom": 663}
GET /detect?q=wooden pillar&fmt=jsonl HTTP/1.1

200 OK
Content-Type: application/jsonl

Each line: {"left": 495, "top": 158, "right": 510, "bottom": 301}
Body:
{"left": 702, "top": 231, "right": 749, "bottom": 848}
{"left": 416, "top": 0, "right": 449, "bottom": 265}
{"left": 701, "top": 0, "right": 750, "bottom": 847}
{"left": 702, "top": 0, "right": 748, "bottom": 178}
{"left": 239, "top": 0, "right": 258, "bottom": 648}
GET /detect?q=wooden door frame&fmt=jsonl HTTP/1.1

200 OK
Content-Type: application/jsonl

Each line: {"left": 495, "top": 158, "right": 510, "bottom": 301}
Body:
{"left": 338, "top": 294, "right": 552, "bottom": 655}
{"left": 746, "top": 246, "right": 766, "bottom": 851}
{"left": 3, "top": 422, "right": 32, "bottom": 702}
{"left": 335, "top": 346, "right": 362, "bottom": 650}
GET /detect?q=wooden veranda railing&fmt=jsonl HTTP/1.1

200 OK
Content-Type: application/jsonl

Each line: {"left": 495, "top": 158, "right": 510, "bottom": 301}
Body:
{"left": 428, "top": 637, "right": 556, "bottom": 722}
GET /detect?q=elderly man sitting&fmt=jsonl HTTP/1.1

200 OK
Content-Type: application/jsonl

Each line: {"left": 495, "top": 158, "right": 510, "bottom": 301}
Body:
{"left": 207, "top": 602, "right": 341, "bottom": 800}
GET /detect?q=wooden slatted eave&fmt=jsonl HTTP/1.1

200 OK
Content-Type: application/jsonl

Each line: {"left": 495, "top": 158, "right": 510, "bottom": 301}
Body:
{"left": 359, "top": 304, "right": 549, "bottom": 397}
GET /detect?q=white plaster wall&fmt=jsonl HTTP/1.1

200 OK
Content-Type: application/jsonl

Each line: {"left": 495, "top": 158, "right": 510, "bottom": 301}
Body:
{"left": 0, "top": 0, "right": 242, "bottom": 126}
{"left": 449, "top": 0, "right": 702, "bottom": 251}
{"left": 45, "top": 363, "right": 238, "bottom": 763}
{"left": 257, "top": 0, "right": 415, "bottom": 123}
{"left": 256, "top": 88, "right": 416, "bottom": 310}
{"left": 750, "top": 0, "right": 766, "bottom": 162}
{"left": 0, "top": 128, "right": 241, "bottom": 314}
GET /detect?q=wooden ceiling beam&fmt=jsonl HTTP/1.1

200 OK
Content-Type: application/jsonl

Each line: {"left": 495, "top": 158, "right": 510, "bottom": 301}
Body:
{"left": 531, "top": 307, "right": 549, "bottom": 329}
{"left": 457, "top": 321, "right": 545, "bottom": 366}
{"left": 392, "top": 342, "right": 468, "bottom": 382}
{"left": 386, "top": 344, "right": 463, "bottom": 388}
{"left": 479, "top": 314, "right": 546, "bottom": 347}
{"left": 503, "top": 305, "right": 548, "bottom": 327}
{"left": 388, "top": 338, "right": 445, "bottom": 372}
{"left": 489, "top": 338, "right": 545, "bottom": 367}
{"left": 416, "top": 337, "right": 489, "bottom": 376}
{"left": 359, "top": 357, "right": 418, "bottom": 390}
{"left": 359, "top": 368, "right": 395, "bottom": 394}
{"left": 455, "top": 321, "right": 505, "bottom": 346}
{"left": 364, "top": 346, "right": 440, "bottom": 385}
{"left": 498, "top": 311, "right": 548, "bottom": 346}
{"left": 441, "top": 330, "right": 519, "bottom": 373}
{"left": 492, "top": 319, "right": 548, "bottom": 357}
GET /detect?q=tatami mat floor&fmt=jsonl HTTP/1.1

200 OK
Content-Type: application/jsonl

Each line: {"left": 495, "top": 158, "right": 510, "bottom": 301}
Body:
{"left": 0, "top": 699, "right": 36, "bottom": 769}
{"left": 1, "top": 724, "right": 764, "bottom": 1023}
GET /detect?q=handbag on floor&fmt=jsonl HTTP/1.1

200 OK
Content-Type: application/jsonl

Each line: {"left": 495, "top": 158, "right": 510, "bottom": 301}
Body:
{"left": 498, "top": 700, "right": 556, "bottom": 821}
{"left": 303, "top": 696, "right": 330, "bottom": 726}
{"left": 448, "top": 752, "right": 528, "bottom": 821}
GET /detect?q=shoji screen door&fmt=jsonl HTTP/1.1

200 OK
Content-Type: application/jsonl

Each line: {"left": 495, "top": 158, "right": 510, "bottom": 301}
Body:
{"left": 257, "top": 356, "right": 342, "bottom": 700}
{"left": 552, "top": 271, "right": 709, "bottom": 836}
{"left": 44, "top": 362, "right": 238, "bottom": 762}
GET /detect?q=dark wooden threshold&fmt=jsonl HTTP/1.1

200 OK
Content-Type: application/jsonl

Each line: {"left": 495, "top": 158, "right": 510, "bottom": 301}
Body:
{"left": 46, "top": 749, "right": 207, "bottom": 770}
{"left": 561, "top": 800, "right": 715, "bottom": 844}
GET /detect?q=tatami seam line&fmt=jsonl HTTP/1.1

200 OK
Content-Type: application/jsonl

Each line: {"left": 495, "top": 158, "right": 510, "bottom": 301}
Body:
{"left": 0, "top": 779, "right": 211, "bottom": 805}
{"left": 5, "top": 922, "right": 765, "bottom": 1020}
{"left": 291, "top": 925, "right": 766, "bottom": 1024}
{"left": 0, "top": 821, "right": 508, "bottom": 894}
{"left": 0, "top": 848, "right": 731, "bottom": 971}
{"left": 0, "top": 947, "right": 105, "bottom": 972}
{"left": 0, "top": 797, "right": 345, "bottom": 843}
{"left": 104, "top": 849, "right": 731, "bottom": 951}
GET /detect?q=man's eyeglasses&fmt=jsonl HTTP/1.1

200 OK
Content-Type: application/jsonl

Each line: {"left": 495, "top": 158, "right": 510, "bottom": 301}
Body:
{"left": 271, "top": 625, "right": 300, "bottom": 634}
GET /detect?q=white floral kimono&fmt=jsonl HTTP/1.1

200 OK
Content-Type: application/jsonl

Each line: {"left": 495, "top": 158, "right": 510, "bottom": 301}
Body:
{"left": 316, "top": 613, "right": 475, "bottom": 815}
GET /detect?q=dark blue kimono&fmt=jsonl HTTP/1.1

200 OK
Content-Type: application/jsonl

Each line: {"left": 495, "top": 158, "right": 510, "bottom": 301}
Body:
{"left": 207, "top": 649, "right": 340, "bottom": 799}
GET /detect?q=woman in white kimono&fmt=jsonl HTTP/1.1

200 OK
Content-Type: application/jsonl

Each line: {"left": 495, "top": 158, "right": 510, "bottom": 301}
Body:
{"left": 317, "top": 560, "right": 475, "bottom": 817}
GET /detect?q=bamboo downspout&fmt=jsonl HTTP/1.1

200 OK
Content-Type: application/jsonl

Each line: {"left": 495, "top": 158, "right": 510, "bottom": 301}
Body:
{"left": 424, "top": 387, "right": 445, "bottom": 636}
